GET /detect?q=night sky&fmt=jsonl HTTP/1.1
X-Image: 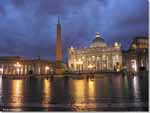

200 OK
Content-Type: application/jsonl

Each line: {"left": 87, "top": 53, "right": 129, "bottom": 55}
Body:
{"left": 0, "top": 0, "right": 148, "bottom": 62}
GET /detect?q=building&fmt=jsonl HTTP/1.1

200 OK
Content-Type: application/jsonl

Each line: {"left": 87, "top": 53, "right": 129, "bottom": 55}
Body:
{"left": 0, "top": 56, "right": 54, "bottom": 75}
{"left": 68, "top": 32, "right": 122, "bottom": 72}
{"left": 123, "top": 37, "right": 149, "bottom": 73}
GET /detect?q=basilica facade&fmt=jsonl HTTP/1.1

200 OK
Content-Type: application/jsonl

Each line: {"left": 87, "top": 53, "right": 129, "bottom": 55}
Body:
{"left": 68, "top": 32, "right": 122, "bottom": 72}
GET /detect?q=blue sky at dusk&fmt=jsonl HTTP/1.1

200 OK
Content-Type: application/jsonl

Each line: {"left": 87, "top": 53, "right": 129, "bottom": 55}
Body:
{"left": 0, "top": 0, "right": 148, "bottom": 61}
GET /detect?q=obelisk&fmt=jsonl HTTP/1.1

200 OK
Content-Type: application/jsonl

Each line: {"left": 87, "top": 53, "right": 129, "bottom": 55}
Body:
{"left": 55, "top": 16, "right": 63, "bottom": 74}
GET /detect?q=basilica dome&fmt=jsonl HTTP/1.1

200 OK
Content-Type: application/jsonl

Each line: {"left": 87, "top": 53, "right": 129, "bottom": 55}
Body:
{"left": 90, "top": 32, "right": 107, "bottom": 48}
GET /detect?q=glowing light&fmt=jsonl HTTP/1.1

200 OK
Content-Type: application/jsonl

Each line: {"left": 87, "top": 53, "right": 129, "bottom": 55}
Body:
{"left": 14, "top": 62, "right": 21, "bottom": 68}
{"left": 0, "top": 68, "right": 3, "bottom": 74}
{"left": 131, "top": 60, "right": 137, "bottom": 72}
{"left": 42, "top": 79, "right": 51, "bottom": 106}
{"left": 114, "top": 42, "right": 119, "bottom": 46}
{"left": 14, "top": 62, "right": 22, "bottom": 74}
{"left": 133, "top": 76, "right": 140, "bottom": 98}
{"left": 88, "top": 64, "right": 95, "bottom": 69}
{"left": 96, "top": 32, "right": 100, "bottom": 38}
{"left": 88, "top": 79, "right": 96, "bottom": 98}
{"left": 75, "top": 60, "right": 83, "bottom": 65}
{"left": 116, "top": 68, "right": 120, "bottom": 72}
{"left": 141, "top": 59, "right": 144, "bottom": 67}
{"left": 71, "top": 79, "right": 97, "bottom": 110}
{"left": 16, "top": 68, "right": 20, "bottom": 74}
{"left": 45, "top": 66, "right": 50, "bottom": 74}
{"left": 132, "top": 44, "right": 137, "bottom": 49}
{"left": 0, "top": 75, "right": 2, "bottom": 96}
{"left": 114, "top": 42, "right": 121, "bottom": 48}
{"left": 11, "top": 80, "right": 24, "bottom": 108}
{"left": 45, "top": 66, "right": 50, "bottom": 70}
{"left": 72, "top": 80, "right": 85, "bottom": 103}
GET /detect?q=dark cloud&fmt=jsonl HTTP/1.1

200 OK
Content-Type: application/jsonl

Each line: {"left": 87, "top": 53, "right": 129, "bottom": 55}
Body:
{"left": 0, "top": 0, "right": 148, "bottom": 62}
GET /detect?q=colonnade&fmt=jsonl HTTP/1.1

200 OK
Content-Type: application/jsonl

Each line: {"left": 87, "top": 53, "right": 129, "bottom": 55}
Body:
{"left": 0, "top": 63, "right": 53, "bottom": 75}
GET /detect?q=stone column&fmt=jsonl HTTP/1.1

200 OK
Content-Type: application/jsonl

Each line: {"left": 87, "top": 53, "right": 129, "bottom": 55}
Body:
{"left": 5, "top": 65, "right": 8, "bottom": 75}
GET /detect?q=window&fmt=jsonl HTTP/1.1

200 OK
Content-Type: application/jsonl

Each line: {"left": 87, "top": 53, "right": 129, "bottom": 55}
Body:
{"left": 103, "top": 55, "right": 106, "bottom": 60}
{"left": 116, "top": 55, "right": 119, "bottom": 59}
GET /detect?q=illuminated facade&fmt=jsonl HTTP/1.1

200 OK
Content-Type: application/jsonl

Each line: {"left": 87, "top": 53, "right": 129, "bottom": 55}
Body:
{"left": 0, "top": 56, "right": 54, "bottom": 75}
{"left": 123, "top": 37, "right": 149, "bottom": 73}
{"left": 68, "top": 32, "right": 122, "bottom": 72}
